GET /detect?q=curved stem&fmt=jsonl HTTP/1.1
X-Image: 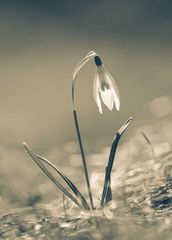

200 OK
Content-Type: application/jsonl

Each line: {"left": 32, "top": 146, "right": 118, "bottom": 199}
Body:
{"left": 72, "top": 81, "right": 75, "bottom": 110}
{"left": 73, "top": 110, "right": 94, "bottom": 209}
{"left": 71, "top": 51, "right": 98, "bottom": 210}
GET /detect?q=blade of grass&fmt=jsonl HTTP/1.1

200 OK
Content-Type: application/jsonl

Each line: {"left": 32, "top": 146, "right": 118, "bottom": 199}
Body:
{"left": 23, "top": 143, "right": 90, "bottom": 210}
{"left": 101, "top": 117, "right": 132, "bottom": 208}
{"left": 140, "top": 131, "right": 156, "bottom": 160}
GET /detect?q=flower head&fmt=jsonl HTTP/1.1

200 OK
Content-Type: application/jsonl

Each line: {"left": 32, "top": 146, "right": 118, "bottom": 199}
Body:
{"left": 72, "top": 51, "right": 120, "bottom": 114}
{"left": 93, "top": 56, "right": 120, "bottom": 114}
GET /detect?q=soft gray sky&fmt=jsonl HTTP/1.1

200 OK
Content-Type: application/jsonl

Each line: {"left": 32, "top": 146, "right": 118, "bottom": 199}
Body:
{"left": 0, "top": 1, "right": 172, "bottom": 151}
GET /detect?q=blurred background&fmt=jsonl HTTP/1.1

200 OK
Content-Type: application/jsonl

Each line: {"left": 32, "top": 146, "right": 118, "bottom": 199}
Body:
{"left": 0, "top": 0, "right": 172, "bottom": 210}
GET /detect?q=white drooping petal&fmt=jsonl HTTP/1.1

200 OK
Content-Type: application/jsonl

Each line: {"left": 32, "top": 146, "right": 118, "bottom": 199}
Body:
{"left": 102, "top": 66, "right": 120, "bottom": 111}
{"left": 93, "top": 69, "right": 102, "bottom": 114}
{"left": 100, "top": 88, "right": 114, "bottom": 111}
{"left": 96, "top": 66, "right": 114, "bottom": 111}
{"left": 73, "top": 51, "right": 97, "bottom": 81}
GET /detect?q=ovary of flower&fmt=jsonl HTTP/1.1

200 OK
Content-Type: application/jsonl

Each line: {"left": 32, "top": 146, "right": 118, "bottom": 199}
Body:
{"left": 93, "top": 57, "right": 120, "bottom": 114}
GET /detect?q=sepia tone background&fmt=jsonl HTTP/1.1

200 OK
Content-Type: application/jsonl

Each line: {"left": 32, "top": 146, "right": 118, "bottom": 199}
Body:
{"left": 0, "top": 0, "right": 172, "bottom": 150}
{"left": 0, "top": 1, "right": 172, "bottom": 210}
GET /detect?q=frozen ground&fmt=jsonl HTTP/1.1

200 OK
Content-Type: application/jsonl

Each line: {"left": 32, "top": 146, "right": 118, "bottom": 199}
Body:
{"left": 0, "top": 96, "right": 172, "bottom": 239}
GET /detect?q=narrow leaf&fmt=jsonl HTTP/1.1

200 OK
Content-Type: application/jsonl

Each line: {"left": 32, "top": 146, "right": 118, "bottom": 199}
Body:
{"left": 105, "top": 167, "right": 112, "bottom": 204}
{"left": 101, "top": 117, "right": 132, "bottom": 207}
{"left": 140, "top": 131, "right": 156, "bottom": 160}
{"left": 140, "top": 131, "right": 151, "bottom": 145}
{"left": 23, "top": 143, "right": 90, "bottom": 210}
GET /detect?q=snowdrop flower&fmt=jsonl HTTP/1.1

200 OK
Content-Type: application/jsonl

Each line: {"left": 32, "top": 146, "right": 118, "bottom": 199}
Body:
{"left": 93, "top": 55, "right": 120, "bottom": 114}
{"left": 72, "top": 51, "right": 120, "bottom": 114}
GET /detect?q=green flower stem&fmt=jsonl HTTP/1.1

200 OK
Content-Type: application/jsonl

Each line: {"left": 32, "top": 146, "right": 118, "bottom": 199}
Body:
{"left": 73, "top": 109, "right": 94, "bottom": 210}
